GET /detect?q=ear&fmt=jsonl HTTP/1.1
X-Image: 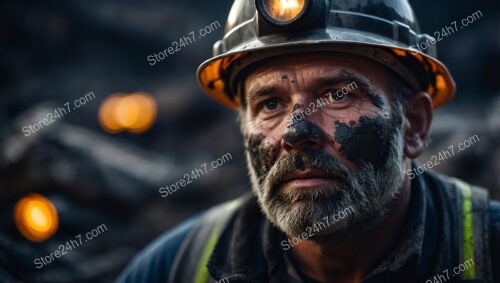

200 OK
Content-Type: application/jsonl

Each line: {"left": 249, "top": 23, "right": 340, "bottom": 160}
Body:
{"left": 403, "top": 91, "right": 433, "bottom": 158}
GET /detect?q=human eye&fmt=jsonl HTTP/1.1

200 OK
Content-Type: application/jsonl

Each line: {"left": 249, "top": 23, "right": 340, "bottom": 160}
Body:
{"left": 257, "top": 98, "right": 284, "bottom": 114}
{"left": 325, "top": 90, "right": 348, "bottom": 102}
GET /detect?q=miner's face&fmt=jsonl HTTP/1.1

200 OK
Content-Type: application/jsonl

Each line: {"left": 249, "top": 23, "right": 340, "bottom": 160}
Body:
{"left": 239, "top": 52, "right": 408, "bottom": 239}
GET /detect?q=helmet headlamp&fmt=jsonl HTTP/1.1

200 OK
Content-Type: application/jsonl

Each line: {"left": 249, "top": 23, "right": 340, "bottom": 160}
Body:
{"left": 257, "top": 0, "right": 307, "bottom": 25}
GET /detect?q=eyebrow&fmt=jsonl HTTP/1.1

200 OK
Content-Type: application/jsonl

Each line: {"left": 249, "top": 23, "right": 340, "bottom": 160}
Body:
{"left": 245, "top": 69, "right": 383, "bottom": 104}
{"left": 247, "top": 85, "right": 278, "bottom": 101}
{"left": 315, "top": 70, "right": 378, "bottom": 96}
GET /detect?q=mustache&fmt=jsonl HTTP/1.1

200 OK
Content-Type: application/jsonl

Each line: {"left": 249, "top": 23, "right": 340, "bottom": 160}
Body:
{"left": 265, "top": 151, "right": 352, "bottom": 195}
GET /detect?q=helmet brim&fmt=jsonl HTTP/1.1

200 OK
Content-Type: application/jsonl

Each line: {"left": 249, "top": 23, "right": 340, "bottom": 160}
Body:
{"left": 197, "top": 29, "right": 455, "bottom": 110}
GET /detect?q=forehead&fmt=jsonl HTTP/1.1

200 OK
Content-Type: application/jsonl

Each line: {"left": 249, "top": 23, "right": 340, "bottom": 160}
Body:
{"left": 243, "top": 52, "right": 392, "bottom": 93}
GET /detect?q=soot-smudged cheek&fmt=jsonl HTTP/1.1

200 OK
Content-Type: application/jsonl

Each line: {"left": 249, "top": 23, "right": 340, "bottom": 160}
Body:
{"left": 245, "top": 133, "right": 279, "bottom": 178}
{"left": 334, "top": 115, "right": 394, "bottom": 168}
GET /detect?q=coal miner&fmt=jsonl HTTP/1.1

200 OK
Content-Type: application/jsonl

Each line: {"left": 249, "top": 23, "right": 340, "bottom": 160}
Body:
{"left": 118, "top": 0, "right": 500, "bottom": 282}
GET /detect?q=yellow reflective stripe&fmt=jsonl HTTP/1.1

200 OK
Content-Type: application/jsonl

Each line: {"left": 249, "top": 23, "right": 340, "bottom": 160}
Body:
{"left": 192, "top": 198, "right": 243, "bottom": 283}
{"left": 456, "top": 179, "right": 476, "bottom": 279}
{"left": 193, "top": 223, "right": 222, "bottom": 283}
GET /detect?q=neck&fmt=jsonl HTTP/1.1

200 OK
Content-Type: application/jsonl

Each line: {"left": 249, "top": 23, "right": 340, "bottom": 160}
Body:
{"left": 289, "top": 176, "right": 412, "bottom": 283}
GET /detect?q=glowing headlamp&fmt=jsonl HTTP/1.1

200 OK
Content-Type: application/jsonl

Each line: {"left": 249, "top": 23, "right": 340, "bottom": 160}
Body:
{"left": 255, "top": 0, "right": 325, "bottom": 35}
{"left": 257, "top": 0, "right": 308, "bottom": 25}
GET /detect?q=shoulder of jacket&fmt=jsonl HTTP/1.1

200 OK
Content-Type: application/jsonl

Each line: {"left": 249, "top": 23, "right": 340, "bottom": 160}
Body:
{"left": 167, "top": 195, "right": 248, "bottom": 283}
{"left": 116, "top": 195, "right": 246, "bottom": 283}
{"left": 116, "top": 213, "right": 202, "bottom": 283}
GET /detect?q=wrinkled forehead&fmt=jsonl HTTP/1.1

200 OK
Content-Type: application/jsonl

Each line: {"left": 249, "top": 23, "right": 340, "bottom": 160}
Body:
{"left": 242, "top": 52, "right": 394, "bottom": 99}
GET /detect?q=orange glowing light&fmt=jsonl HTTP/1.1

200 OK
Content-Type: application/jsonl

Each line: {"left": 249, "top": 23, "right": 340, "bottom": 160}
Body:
{"left": 14, "top": 194, "right": 59, "bottom": 242}
{"left": 98, "top": 92, "right": 157, "bottom": 134}
{"left": 265, "top": 0, "right": 306, "bottom": 23}
{"left": 115, "top": 95, "right": 141, "bottom": 129}
{"left": 125, "top": 92, "right": 157, "bottom": 133}
{"left": 99, "top": 93, "right": 126, "bottom": 133}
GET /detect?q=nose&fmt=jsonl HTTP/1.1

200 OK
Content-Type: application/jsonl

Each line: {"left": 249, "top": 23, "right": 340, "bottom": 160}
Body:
{"left": 281, "top": 118, "right": 326, "bottom": 152}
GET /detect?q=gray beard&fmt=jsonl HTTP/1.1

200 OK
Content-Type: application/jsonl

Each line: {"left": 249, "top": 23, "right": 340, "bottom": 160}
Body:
{"left": 246, "top": 128, "right": 405, "bottom": 240}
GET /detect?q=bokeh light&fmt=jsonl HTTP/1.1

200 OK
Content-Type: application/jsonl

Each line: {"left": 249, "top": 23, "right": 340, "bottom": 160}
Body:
{"left": 14, "top": 194, "right": 59, "bottom": 242}
{"left": 98, "top": 92, "right": 157, "bottom": 134}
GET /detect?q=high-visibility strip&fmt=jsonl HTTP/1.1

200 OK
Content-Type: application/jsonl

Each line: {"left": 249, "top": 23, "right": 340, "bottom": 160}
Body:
{"left": 192, "top": 198, "right": 243, "bottom": 283}
{"left": 456, "top": 179, "right": 476, "bottom": 279}
{"left": 193, "top": 223, "right": 222, "bottom": 283}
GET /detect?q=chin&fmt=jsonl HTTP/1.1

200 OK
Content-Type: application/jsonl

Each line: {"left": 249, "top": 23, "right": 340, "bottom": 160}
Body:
{"left": 272, "top": 197, "right": 353, "bottom": 236}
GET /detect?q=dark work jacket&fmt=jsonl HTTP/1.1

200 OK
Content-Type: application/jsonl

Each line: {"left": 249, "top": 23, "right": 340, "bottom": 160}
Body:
{"left": 117, "top": 169, "right": 500, "bottom": 283}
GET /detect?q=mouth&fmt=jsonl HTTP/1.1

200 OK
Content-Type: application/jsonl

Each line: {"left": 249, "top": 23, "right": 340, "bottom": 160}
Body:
{"left": 279, "top": 169, "right": 338, "bottom": 191}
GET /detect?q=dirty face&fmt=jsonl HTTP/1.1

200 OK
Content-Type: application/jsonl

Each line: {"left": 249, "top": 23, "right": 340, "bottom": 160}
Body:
{"left": 239, "top": 52, "right": 407, "bottom": 239}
